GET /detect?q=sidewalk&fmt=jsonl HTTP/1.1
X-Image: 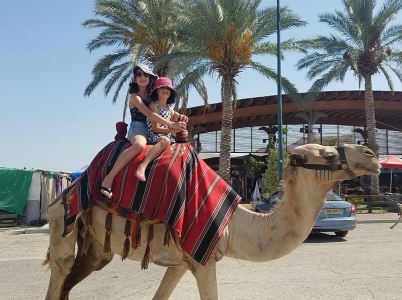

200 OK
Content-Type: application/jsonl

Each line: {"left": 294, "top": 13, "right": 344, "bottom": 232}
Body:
{"left": 357, "top": 212, "right": 400, "bottom": 224}
{"left": 0, "top": 223, "right": 49, "bottom": 235}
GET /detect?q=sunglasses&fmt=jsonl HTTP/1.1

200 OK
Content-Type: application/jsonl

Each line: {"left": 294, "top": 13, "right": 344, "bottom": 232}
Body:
{"left": 135, "top": 71, "right": 150, "bottom": 78}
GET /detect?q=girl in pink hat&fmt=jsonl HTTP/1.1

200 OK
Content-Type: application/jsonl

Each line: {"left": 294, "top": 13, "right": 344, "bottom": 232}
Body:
{"left": 135, "top": 77, "right": 188, "bottom": 182}
{"left": 100, "top": 67, "right": 187, "bottom": 199}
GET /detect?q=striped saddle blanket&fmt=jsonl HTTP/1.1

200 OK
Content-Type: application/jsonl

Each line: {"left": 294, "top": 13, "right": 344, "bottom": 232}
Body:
{"left": 62, "top": 140, "right": 241, "bottom": 265}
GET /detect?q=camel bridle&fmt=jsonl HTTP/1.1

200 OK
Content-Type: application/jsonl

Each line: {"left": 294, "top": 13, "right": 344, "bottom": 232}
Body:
{"left": 291, "top": 146, "right": 357, "bottom": 179}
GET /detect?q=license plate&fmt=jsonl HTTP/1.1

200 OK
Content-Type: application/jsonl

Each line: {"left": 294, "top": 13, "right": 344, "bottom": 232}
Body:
{"left": 326, "top": 208, "right": 343, "bottom": 215}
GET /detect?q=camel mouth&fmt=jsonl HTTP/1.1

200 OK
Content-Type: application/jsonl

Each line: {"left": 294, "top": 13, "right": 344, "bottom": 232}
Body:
{"left": 354, "top": 163, "right": 380, "bottom": 175}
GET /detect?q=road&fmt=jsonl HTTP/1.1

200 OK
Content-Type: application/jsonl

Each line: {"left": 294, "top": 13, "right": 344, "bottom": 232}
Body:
{"left": 0, "top": 223, "right": 401, "bottom": 300}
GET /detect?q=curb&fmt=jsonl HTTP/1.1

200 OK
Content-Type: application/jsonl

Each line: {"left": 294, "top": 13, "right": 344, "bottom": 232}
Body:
{"left": 357, "top": 219, "right": 398, "bottom": 224}
{"left": 4, "top": 227, "right": 49, "bottom": 235}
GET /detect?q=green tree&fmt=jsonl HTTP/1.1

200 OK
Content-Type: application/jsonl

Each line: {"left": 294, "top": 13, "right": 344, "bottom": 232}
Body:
{"left": 83, "top": 0, "right": 207, "bottom": 120}
{"left": 263, "top": 145, "right": 286, "bottom": 196}
{"left": 170, "top": 0, "right": 305, "bottom": 182}
{"left": 297, "top": 0, "right": 402, "bottom": 193}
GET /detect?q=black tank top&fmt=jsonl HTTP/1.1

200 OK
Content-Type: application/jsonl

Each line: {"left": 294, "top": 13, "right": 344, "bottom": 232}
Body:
{"left": 130, "top": 96, "right": 149, "bottom": 122}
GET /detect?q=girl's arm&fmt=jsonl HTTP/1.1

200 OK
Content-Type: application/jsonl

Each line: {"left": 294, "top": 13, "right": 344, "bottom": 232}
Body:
{"left": 149, "top": 104, "right": 180, "bottom": 134}
{"left": 131, "top": 94, "right": 186, "bottom": 130}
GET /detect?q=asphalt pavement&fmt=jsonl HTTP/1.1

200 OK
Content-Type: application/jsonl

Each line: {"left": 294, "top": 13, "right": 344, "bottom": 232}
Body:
{"left": 0, "top": 221, "right": 402, "bottom": 299}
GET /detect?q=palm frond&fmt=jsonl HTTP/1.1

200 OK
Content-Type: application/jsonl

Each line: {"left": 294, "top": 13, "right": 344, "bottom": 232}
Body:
{"left": 84, "top": 50, "right": 131, "bottom": 96}
{"left": 308, "top": 63, "right": 349, "bottom": 93}
{"left": 318, "top": 11, "right": 361, "bottom": 48}
{"left": 249, "top": 61, "right": 298, "bottom": 97}
{"left": 379, "top": 65, "right": 395, "bottom": 92}
{"left": 112, "top": 68, "right": 132, "bottom": 104}
{"left": 382, "top": 24, "right": 402, "bottom": 46}
{"left": 104, "top": 61, "right": 132, "bottom": 95}
{"left": 384, "top": 62, "right": 402, "bottom": 83}
{"left": 374, "top": 0, "right": 402, "bottom": 30}
{"left": 296, "top": 52, "right": 331, "bottom": 70}
{"left": 254, "top": 39, "right": 306, "bottom": 56}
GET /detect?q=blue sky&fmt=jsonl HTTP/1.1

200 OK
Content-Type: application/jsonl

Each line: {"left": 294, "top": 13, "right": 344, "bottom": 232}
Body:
{"left": 1, "top": 0, "right": 401, "bottom": 172}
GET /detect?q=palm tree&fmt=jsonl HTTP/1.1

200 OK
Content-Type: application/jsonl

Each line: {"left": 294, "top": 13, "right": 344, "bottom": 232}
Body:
{"left": 169, "top": 0, "right": 306, "bottom": 182}
{"left": 297, "top": 0, "right": 402, "bottom": 193}
{"left": 83, "top": 0, "right": 207, "bottom": 120}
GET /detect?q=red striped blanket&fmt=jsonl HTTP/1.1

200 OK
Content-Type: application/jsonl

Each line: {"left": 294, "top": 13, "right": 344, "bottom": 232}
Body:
{"left": 62, "top": 140, "right": 241, "bottom": 265}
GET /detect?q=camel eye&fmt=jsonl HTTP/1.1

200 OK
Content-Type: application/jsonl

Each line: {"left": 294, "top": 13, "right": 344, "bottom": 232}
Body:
{"left": 323, "top": 154, "right": 336, "bottom": 162}
{"left": 364, "top": 150, "right": 375, "bottom": 157}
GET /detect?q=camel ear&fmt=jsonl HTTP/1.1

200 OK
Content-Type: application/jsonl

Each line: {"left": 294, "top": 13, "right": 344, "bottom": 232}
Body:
{"left": 288, "top": 153, "right": 306, "bottom": 165}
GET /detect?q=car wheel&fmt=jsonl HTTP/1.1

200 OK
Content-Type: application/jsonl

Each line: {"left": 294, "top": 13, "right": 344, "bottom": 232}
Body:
{"left": 335, "top": 231, "right": 348, "bottom": 237}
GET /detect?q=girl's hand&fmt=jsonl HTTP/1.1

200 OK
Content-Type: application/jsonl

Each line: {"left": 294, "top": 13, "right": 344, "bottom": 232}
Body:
{"left": 177, "top": 114, "right": 189, "bottom": 123}
{"left": 170, "top": 121, "right": 187, "bottom": 130}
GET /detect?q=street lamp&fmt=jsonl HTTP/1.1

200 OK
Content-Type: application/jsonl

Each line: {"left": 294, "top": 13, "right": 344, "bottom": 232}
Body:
{"left": 276, "top": 0, "right": 284, "bottom": 178}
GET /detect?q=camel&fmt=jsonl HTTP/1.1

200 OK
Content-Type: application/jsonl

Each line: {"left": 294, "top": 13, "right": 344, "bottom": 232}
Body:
{"left": 44, "top": 143, "right": 379, "bottom": 300}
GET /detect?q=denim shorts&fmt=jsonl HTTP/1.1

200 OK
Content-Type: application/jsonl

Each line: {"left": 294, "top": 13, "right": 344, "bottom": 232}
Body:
{"left": 127, "top": 120, "right": 148, "bottom": 140}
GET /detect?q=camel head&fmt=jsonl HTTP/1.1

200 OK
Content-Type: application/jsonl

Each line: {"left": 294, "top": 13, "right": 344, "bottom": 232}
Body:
{"left": 286, "top": 144, "right": 379, "bottom": 185}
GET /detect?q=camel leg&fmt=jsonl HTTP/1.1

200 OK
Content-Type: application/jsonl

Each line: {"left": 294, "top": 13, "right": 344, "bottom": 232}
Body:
{"left": 60, "top": 233, "right": 114, "bottom": 300}
{"left": 189, "top": 261, "right": 218, "bottom": 300}
{"left": 152, "top": 265, "right": 187, "bottom": 300}
{"left": 45, "top": 202, "right": 78, "bottom": 300}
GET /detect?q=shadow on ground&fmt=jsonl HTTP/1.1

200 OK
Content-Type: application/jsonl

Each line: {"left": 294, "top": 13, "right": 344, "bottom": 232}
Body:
{"left": 304, "top": 232, "right": 347, "bottom": 243}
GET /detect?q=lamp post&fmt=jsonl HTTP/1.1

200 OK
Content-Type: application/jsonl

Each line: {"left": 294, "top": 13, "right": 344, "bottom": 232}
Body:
{"left": 276, "top": 0, "right": 284, "bottom": 178}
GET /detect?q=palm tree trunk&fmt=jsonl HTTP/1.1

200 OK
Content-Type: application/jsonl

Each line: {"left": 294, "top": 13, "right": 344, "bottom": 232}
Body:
{"left": 219, "top": 76, "right": 234, "bottom": 183}
{"left": 364, "top": 75, "right": 379, "bottom": 194}
{"left": 122, "top": 92, "right": 130, "bottom": 122}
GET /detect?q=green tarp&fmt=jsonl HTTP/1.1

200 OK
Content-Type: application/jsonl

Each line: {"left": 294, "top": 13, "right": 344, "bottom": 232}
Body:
{"left": 0, "top": 168, "right": 34, "bottom": 215}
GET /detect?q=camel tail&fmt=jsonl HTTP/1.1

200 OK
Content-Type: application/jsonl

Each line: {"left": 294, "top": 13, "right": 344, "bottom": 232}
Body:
{"left": 42, "top": 248, "right": 50, "bottom": 266}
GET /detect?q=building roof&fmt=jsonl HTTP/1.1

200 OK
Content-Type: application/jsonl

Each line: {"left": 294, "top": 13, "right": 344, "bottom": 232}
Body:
{"left": 187, "top": 90, "right": 402, "bottom": 132}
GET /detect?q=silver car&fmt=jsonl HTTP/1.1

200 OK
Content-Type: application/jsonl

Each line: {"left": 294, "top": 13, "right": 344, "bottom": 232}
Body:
{"left": 312, "top": 191, "right": 357, "bottom": 237}
{"left": 255, "top": 191, "right": 357, "bottom": 238}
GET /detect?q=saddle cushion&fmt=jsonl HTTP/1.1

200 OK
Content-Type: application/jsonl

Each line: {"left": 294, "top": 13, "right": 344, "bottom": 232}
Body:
{"left": 62, "top": 140, "right": 241, "bottom": 265}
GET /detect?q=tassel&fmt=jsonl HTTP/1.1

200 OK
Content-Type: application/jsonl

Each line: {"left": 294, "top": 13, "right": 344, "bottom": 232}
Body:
{"left": 121, "top": 220, "right": 131, "bottom": 260}
{"left": 136, "top": 223, "right": 142, "bottom": 247}
{"left": 81, "top": 209, "right": 92, "bottom": 256}
{"left": 130, "top": 215, "right": 141, "bottom": 249}
{"left": 81, "top": 226, "right": 90, "bottom": 256}
{"left": 141, "top": 225, "right": 154, "bottom": 270}
{"left": 163, "top": 226, "right": 170, "bottom": 246}
{"left": 121, "top": 238, "right": 130, "bottom": 260}
{"left": 103, "top": 212, "right": 113, "bottom": 253}
{"left": 141, "top": 244, "right": 150, "bottom": 270}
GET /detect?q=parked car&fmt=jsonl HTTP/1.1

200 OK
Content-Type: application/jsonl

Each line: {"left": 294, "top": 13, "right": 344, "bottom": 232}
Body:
{"left": 254, "top": 191, "right": 356, "bottom": 237}
{"left": 254, "top": 192, "right": 281, "bottom": 213}
{"left": 313, "top": 191, "right": 357, "bottom": 237}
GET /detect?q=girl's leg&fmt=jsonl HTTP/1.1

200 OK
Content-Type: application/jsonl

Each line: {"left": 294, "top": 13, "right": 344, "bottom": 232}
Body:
{"left": 135, "top": 136, "right": 171, "bottom": 182}
{"left": 101, "top": 135, "right": 147, "bottom": 197}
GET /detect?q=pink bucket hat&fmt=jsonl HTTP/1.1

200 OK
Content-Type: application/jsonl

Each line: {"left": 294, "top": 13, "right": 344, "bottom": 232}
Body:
{"left": 152, "top": 77, "right": 175, "bottom": 92}
{"left": 151, "top": 77, "right": 177, "bottom": 104}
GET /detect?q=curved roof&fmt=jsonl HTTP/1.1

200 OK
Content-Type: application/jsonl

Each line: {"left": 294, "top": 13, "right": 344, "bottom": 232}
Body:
{"left": 187, "top": 90, "right": 402, "bottom": 132}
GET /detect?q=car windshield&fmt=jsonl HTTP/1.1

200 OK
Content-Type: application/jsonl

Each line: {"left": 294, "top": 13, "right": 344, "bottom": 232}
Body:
{"left": 325, "top": 191, "right": 343, "bottom": 201}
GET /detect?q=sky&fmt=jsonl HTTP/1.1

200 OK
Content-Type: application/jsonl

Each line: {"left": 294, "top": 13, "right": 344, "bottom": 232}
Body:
{"left": 1, "top": 0, "right": 401, "bottom": 173}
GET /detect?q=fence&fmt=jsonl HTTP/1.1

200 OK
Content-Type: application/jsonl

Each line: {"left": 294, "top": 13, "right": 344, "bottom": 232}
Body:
{"left": 345, "top": 194, "right": 402, "bottom": 213}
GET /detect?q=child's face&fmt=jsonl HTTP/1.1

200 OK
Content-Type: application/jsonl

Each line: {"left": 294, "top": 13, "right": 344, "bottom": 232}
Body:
{"left": 157, "top": 87, "right": 171, "bottom": 101}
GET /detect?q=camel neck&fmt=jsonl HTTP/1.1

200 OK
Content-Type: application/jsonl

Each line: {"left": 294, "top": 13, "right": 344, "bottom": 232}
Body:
{"left": 225, "top": 176, "right": 331, "bottom": 262}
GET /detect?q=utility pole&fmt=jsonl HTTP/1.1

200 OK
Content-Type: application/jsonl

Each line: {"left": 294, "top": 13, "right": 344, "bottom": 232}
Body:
{"left": 276, "top": 0, "right": 284, "bottom": 178}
